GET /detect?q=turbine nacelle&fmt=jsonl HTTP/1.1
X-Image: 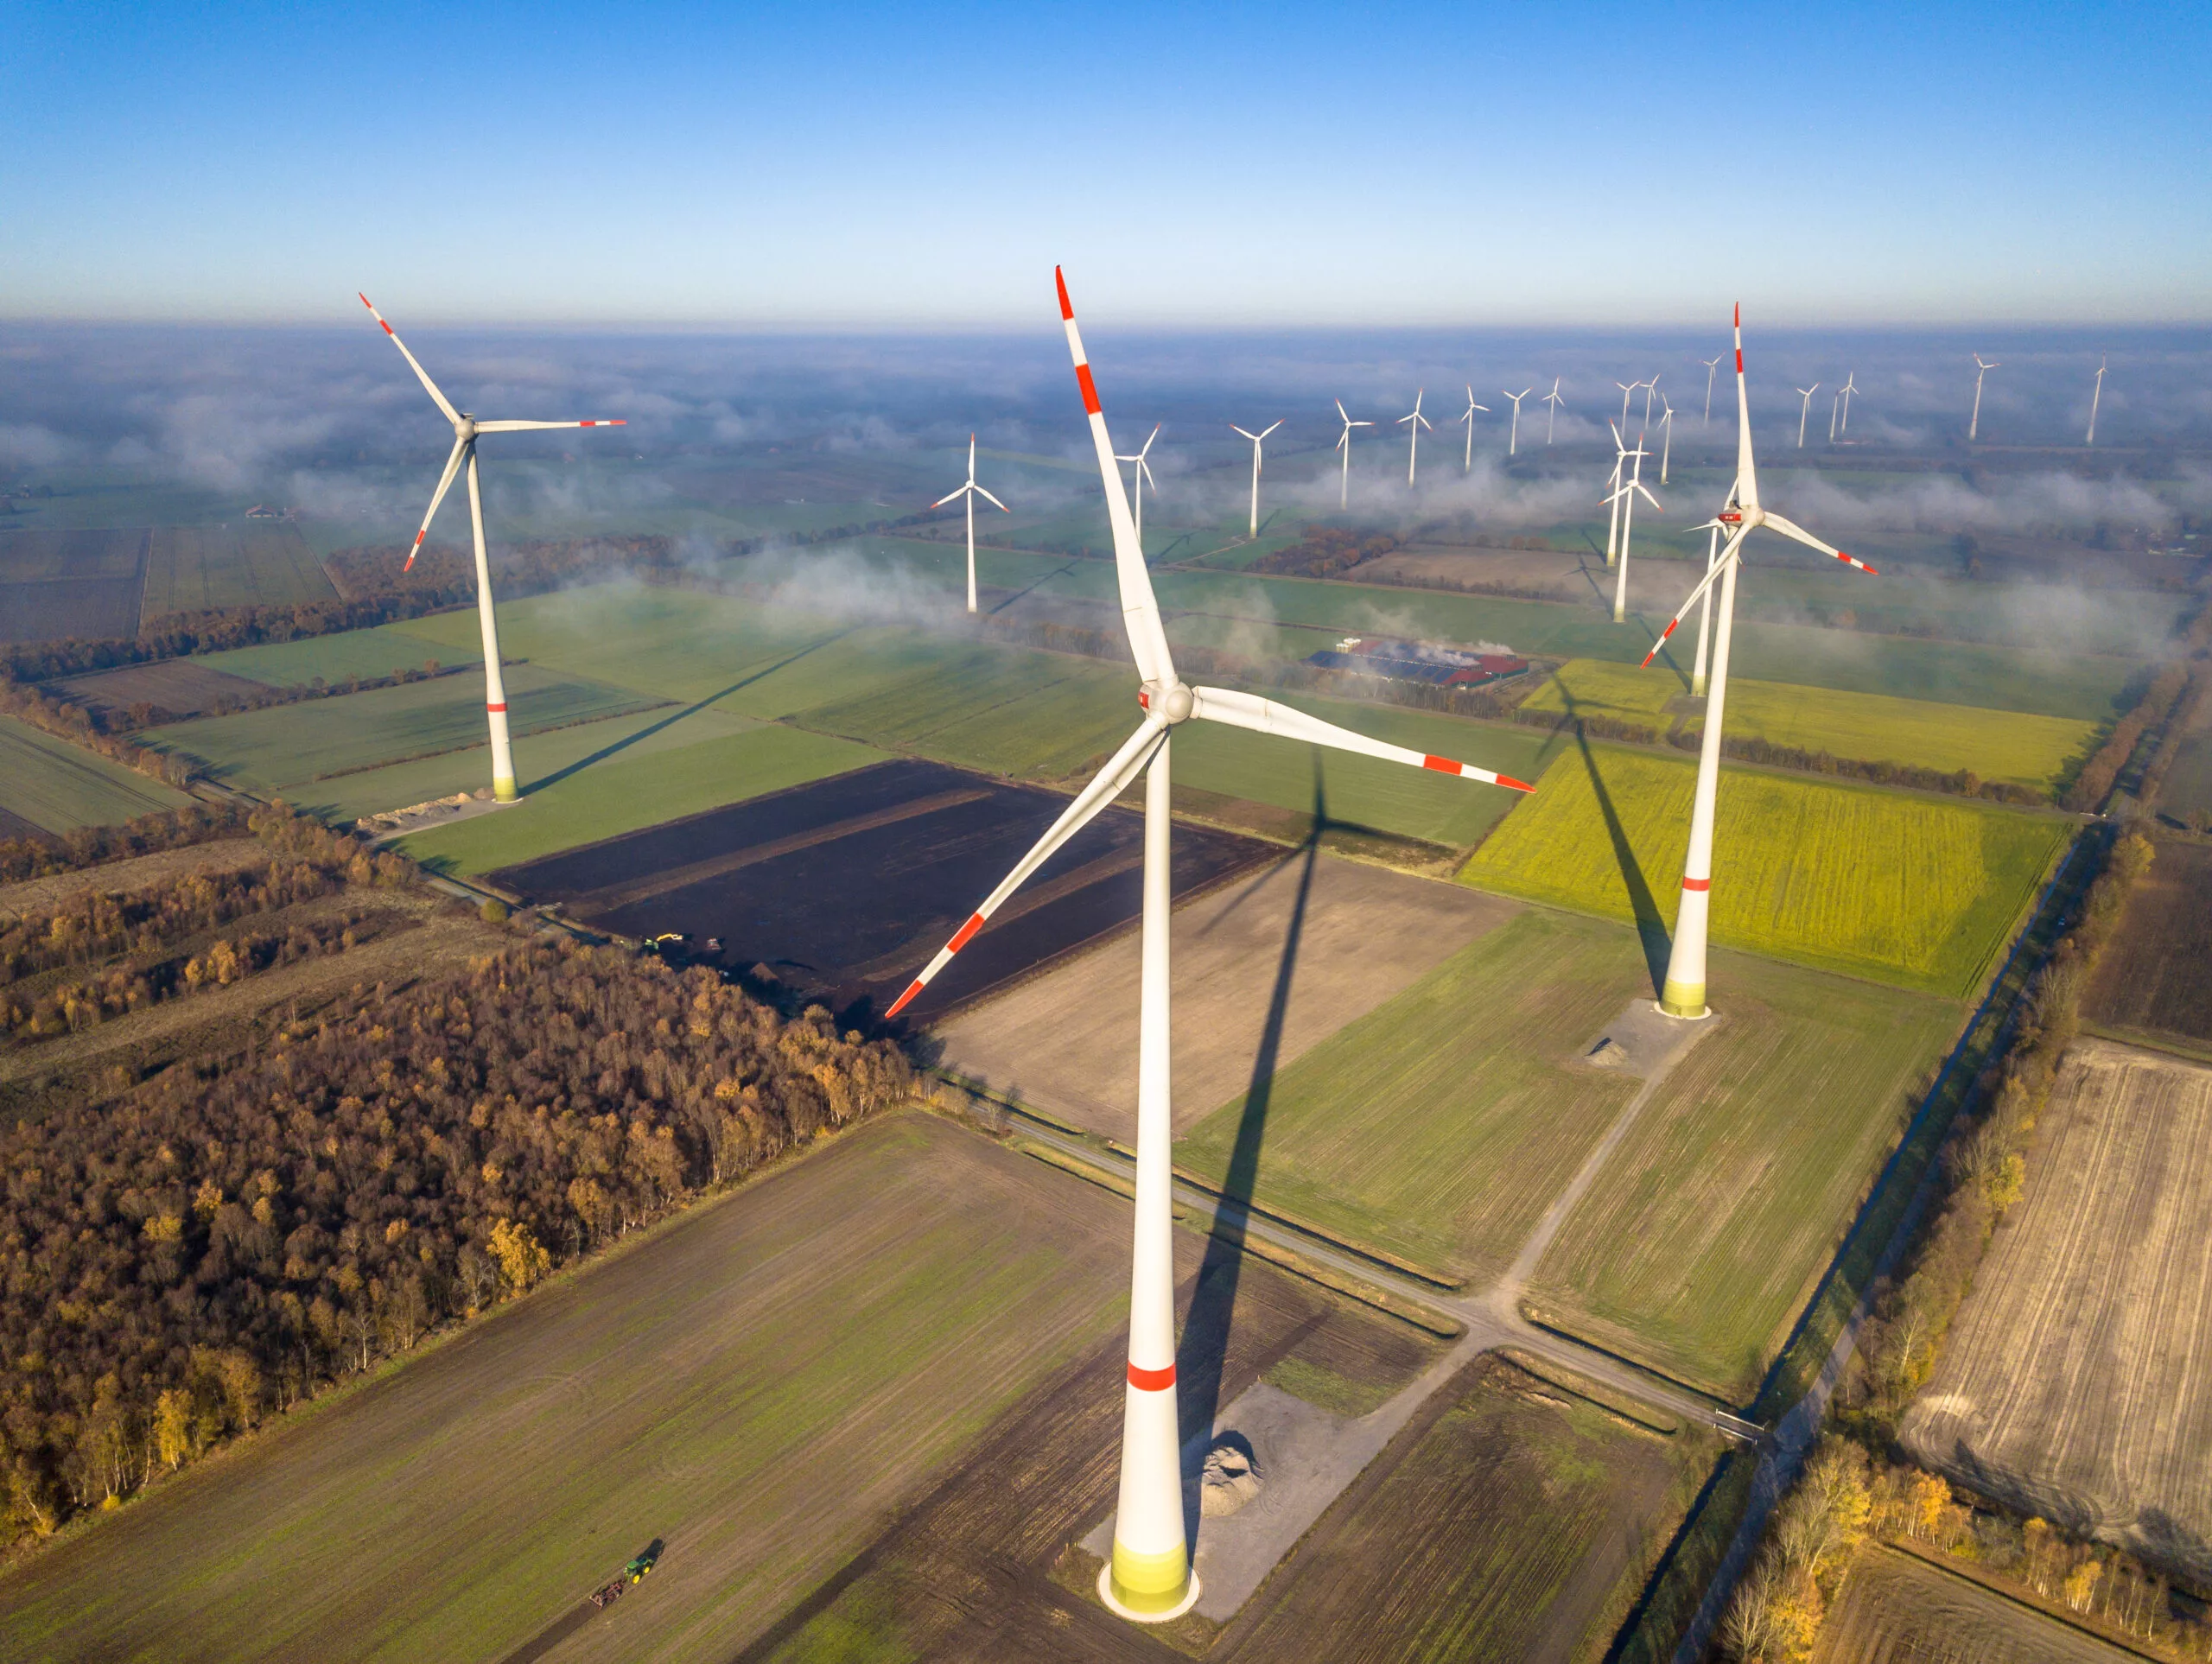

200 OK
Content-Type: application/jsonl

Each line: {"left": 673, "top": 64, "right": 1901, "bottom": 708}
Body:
{"left": 1135, "top": 681, "right": 1194, "bottom": 724}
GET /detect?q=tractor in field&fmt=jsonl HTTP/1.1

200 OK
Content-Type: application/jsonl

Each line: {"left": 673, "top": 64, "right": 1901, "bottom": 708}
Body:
{"left": 588, "top": 1540, "right": 663, "bottom": 1610}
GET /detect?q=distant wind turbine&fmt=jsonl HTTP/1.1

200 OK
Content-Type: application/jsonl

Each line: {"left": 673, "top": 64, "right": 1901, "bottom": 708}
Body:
{"left": 1642, "top": 374, "right": 1661, "bottom": 428}
{"left": 1828, "top": 388, "right": 1840, "bottom": 444}
{"left": 1229, "top": 420, "right": 1282, "bottom": 538}
{"left": 934, "top": 434, "right": 1010, "bottom": 613}
{"left": 1396, "top": 390, "right": 1432, "bottom": 486}
{"left": 1501, "top": 387, "right": 1532, "bottom": 456}
{"left": 1657, "top": 395, "right": 1675, "bottom": 485}
{"left": 1602, "top": 426, "right": 1627, "bottom": 572}
{"left": 1838, "top": 371, "right": 1858, "bottom": 437}
{"left": 1605, "top": 421, "right": 1662, "bottom": 624}
{"left": 1969, "top": 355, "right": 1999, "bottom": 442}
{"left": 1333, "top": 400, "right": 1373, "bottom": 508}
{"left": 358, "top": 292, "right": 624, "bottom": 804}
{"left": 1701, "top": 357, "right": 1723, "bottom": 424}
{"left": 2086, "top": 359, "right": 2107, "bottom": 447}
{"left": 1617, "top": 380, "right": 1637, "bottom": 429}
{"left": 1795, "top": 383, "right": 1820, "bottom": 448}
{"left": 1115, "top": 423, "right": 1160, "bottom": 545}
{"left": 1542, "top": 378, "right": 1565, "bottom": 444}
{"left": 1457, "top": 386, "right": 1491, "bottom": 472}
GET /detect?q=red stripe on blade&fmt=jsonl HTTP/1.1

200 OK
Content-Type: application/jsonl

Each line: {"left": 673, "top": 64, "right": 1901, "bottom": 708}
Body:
{"left": 1421, "top": 754, "right": 1458, "bottom": 774}
{"left": 1055, "top": 266, "right": 1074, "bottom": 321}
{"left": 885, "top": 979, "right": 926, "bottom": 1019}
{"left": 1128, "top": 1362, "right": 1175, "bottom": 1391}
{"left": 1500, "top": 775, "right": 1535, "bottom": 792}
{"left": 487, "top": 702, "right": 507, "bottom": 713}
{"left": 1075, "top": 365, "right": 1101, "bottom": 415}
{"left": 413, "top": 531, "right": 426, "bottom": 545}
{"left": 1682, "top": 877, "right": 1711, "bottom": 892}
{"left": 947, "top": 911, "right": 986, "bottom": 953}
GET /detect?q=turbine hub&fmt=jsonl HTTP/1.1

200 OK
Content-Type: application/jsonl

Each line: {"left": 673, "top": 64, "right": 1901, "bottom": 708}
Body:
{"left": 1138, "top": 682, "right": 1193, "bottom": 725}
{"left": 456, "top": 415, "right": 477, "bottom": 439}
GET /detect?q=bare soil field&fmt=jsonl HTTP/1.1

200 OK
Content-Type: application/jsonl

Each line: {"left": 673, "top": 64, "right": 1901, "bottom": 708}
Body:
{"left": 2083, "top": 837, "right": 2212, "bottom": 1050}
{"left": 141, "top": 522, "right": 335, "bottom": 619}
{"left": 933, "top": 847, "right": 1520, "bottom": 1139}
{"left": 54, "top": 658, "right": 274, "bottom": 721}
{"left": 491, "top": 758, "right": 1274, "bottom": 1021}
{"left": 1900, "top": 1041, "right": 2212, "bottom": 1580}
{"left": 0, "top": 528, "right": 148, "bottom": 643}
{"left": 741, "top": 1210, "right": 1456, "bottom": 1664}
{"left": 1812, "top": 1542, "right": 2143, "bottom": 1664}
{"left": 0, "top": 1115, "right": 1154, "bottom": 1664}
{"left": 1353, "top": 541, "right": 1609, "bottom": 605}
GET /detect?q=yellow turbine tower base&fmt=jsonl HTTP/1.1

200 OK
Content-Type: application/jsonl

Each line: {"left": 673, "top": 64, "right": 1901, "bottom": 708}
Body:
{"left": 1101, "top": 1542, "right": 1199, "bottom": 1622}
{"left": 493, "top": 778, "right": 519, "bottom": 804}
{"left": 1660, "top": 979, "right": 1709, "bottom": 1019}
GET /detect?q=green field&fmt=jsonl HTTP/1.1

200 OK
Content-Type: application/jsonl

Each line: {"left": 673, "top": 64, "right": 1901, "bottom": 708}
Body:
{"left": 1529, "top": 963, "right": 1961, "bottom": 1398}
{"left": 1524, "top": 658, "right": 2099, "bottom": 791}
{"left": 0, "top": 1115, "right": 1141, "bottom": 1664}
{"left": 397, "top": 722, "right": 887, "bottom": 874}
{"left": 141, "top": 523, "right": 336, "bottom": 619}
{"left": 1176, "top": 909, "right": 1646, "bottom": 1282}
{"left": 143, "top": 665, "right": 664, "bottom": 795}
{"left": 1460, "top": 743, "right": 2070, "bottom": 996}
{"left": 0, "top": 716, "right": 194, "bottom": 834}
{"left": 199, "top": 619, "right": 480, "bottom": 688}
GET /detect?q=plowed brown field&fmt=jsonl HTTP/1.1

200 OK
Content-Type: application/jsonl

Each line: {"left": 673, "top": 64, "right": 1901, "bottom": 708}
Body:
{"left": 1900, "top": 1041, "right": 2212, "bottom": 1580}
{"left": 2083, "top": 838, "right": 2212, "bottom": 1051}
{"left": 1812, "top": 1543, "right": 2141, "bottom": 1664}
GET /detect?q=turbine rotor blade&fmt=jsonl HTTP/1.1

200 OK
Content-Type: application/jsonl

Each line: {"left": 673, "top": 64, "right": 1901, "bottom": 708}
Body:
{"left": 471, "top": 418, "right": 626, "bottom": 433}
{"left": 1260, "top": 420, "right": 1282, "bottom": 439}
{"left": 1190, "top": 687, "right": 1534, "bottom": 792}
{"left": 1760, "top": 511, "right": 1878, "bottom": 574}
{"left": 884, "top": 718, "right": 1166, "bottom": 1018}
{"left": 1641, "top": 526, "right": 1751, "bottom": 666}
{"left": 974, "top": 485, "right": 1011, "bottom": 513}
{"left": 1057, "top": 267, "right": 1173, "bottom": 684}
{"left": 359, "top": 293, "right": 462, "bottom": 427}
{"left": 404, "top": 437, "right": 467, "bottom": 572}
{"left": 931, "top": 486, "right": 968, "bottom": 508}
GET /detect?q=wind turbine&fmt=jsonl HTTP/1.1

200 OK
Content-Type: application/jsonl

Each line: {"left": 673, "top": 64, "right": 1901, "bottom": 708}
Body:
{"left": 1838, "top": 371, "right": 1859, "bottom": 437}
{"left": 1602, "top": 427, "right": 1627, "bottom": 572}
{"left": 1229, "top": 420, "right": 1282, "bottom": 538}
{"left": 888, "top": 268, "right": 1535, "bottom": 1625}
{"left": 1701, "top": 357, "right": 1723, "bottom": 424}
{"left": 1116, "top": 424, "right": 1161, "bottom": 546}
{"left": 1333, "top": 400, "right": 1373, "bottom": 507}
{"left": 1542, "top": 378, "right": 1566, "bottom": 444}
{"left": 1795, "top": 383, "right": 1820, "bottom": 448}
{"left": 1604, "top": 422, "right": 1662, "bottom": 623}
{"left": 1657, "top": 395, "right": 1675, "bottom": 485}
{"left": 1638, "top": 306, "right": 1878, "bottom": 1019}
{"left": 1642, "top": 374, "right": 1661, "bottom": 428}
{"left": 1968, "top": 355, "right": 1999, "bottom": 442}
{"left": 1501, "top": 387, "right": 1532, "bottom": 457}
{"left": 1457, "top": 385, "right": 1491, "bottom": 471}
{"left": 1397, "top": 390, "right": 1432, "bottom": 486}
{"left": 933, "top": 434, "right": 1010, "bottom": 613}
{"left": 1616, "top": 381, "right": 1637, "bottom": 429}
{"left": 2086, "top": 359, "right": 2107, "bottom": 447}
{"left": 1828, "top": 389, "right": 1840, "bottom": 443}
{"left": 358, "top": 293, "right": 623, "bottom": 804}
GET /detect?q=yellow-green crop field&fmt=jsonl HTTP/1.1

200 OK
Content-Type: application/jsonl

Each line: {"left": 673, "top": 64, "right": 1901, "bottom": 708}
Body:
{"left": 1459, "top": 744, "right": 2070, "bottom": 996}
{"left": 1522, "top": 659, "right": 2097, "bottom": 794}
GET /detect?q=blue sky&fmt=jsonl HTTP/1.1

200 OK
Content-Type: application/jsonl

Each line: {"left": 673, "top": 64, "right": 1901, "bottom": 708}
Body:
{"left": 5, "top": 2, "right": 2207, "bottom": 326}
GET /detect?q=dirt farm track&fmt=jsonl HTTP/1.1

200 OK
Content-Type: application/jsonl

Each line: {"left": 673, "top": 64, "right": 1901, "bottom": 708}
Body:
{"left": 1900, "top": 1040, "right": 2212, "bottom": 1579}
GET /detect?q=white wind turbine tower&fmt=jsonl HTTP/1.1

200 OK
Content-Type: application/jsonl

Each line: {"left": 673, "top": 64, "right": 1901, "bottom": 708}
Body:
{"left": 1457, "top": 385, "right": 1491, "bottom": 471}
{"left": 359, "top": 293, "right": 623, "bottom": 804}
{"left": 1642, "top": 374, "right": 1661, "bottom": 428}
{"left": 1333, "top": 400, "right": 1373, "bottom": 507}
{"left": 1116, "top": 423, "right": 1161, "bottom": 546}
{"left": 1838, "top": 371, "right": 1859, "bottom": 436}
{"left": 1828, "top": 388, "right": 1840, "bottom": 444}
{"left": 1968, "top": 354, "right": 1999, "bottom": 441}
{"left": 1638, "top": 306, "right": 1878, "bottom": 1019}
{"left": 1397, "top": 390, "right": 1433, "bottom": 486}
{"left": 1701, "top": 356, "right": 1723, "bottom": 424}
{"left": 1501, "top": 387, "right": 1532, "bottom": 457}
{"left": 1657, "top": 394, "right": 1675, "bottom": 485}
{"left": 1616, "top": 380, "right": 1637, "bottom": 429}
{"left": 934, "top": 434, "right": 1010, "bottom": 613}
{"left": 1542, "top": 378, "right": 1566, "bottom": 444}
{"left": 1602, "top": 426, "right": 1628, "bottom": 571}
{"left": 1795, "top": 383, "right": 1820, "bottom": 448}
{"left": 1604, "top": 422, "right": 1662, "bottom": 623}
{"left": 2086, "top": 359, "right": 2107, "bottom": 446}
{"left": 1229, "top": 419, "right": 1282, "bottom": 538}
{"left": 887, "top": 268, "right": 1535, "bottom": 1625}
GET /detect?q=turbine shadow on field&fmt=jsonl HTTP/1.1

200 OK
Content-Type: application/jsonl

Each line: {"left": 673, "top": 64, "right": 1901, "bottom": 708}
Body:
{"left": 1562, "top": 689, "right": 1670, "bottom": 995}
{"left": 1176, "top": 765, "right": 1326, "bottom": 1551}
{"left": 985, "top": 556, "right": 1080, "bottom": 617}
{"left": 522, "top": 632, "right": 849, "bottom": 797}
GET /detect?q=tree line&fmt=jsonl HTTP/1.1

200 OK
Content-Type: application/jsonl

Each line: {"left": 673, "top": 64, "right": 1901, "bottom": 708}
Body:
{"left": 0, "top": 936, "right": 914, "bottom": 1546}
{"left": 0, "top": 803, "right": 252, "bottom": 886}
